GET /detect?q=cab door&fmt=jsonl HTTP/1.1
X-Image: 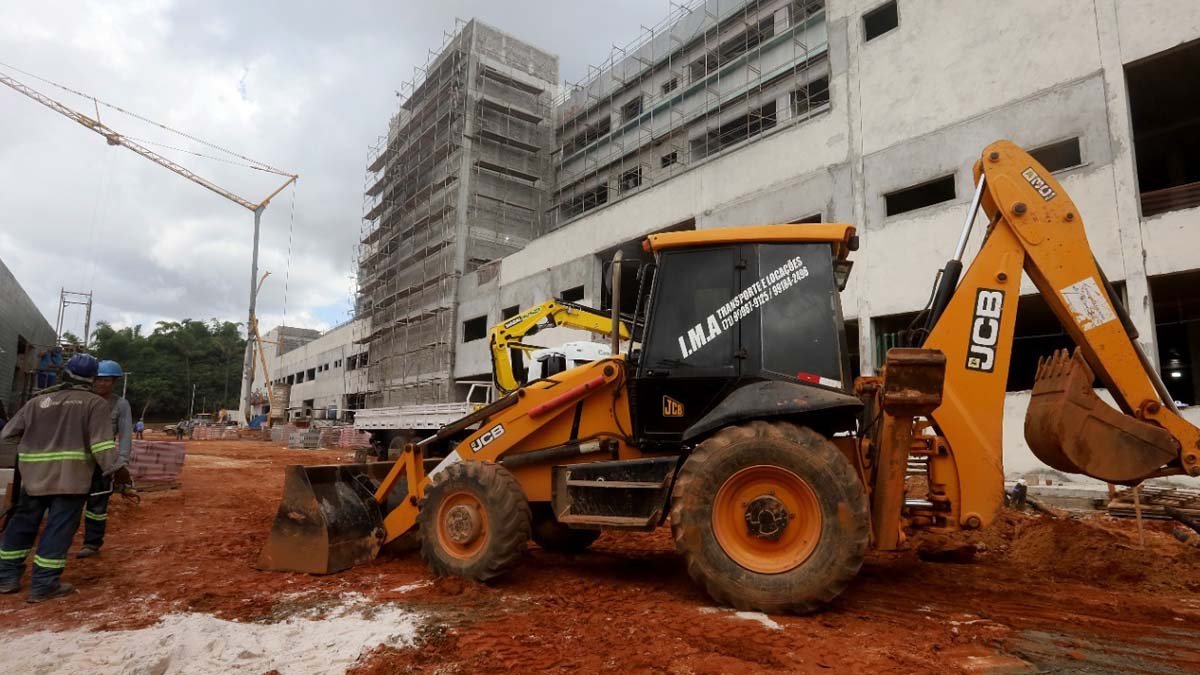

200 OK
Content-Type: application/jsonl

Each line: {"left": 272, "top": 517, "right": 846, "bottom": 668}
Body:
{"left": 634, "top": 245, "right": 742, "bottom": 447}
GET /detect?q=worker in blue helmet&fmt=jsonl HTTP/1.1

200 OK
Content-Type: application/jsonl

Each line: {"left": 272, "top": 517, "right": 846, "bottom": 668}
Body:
{"left": 77, "top": 360, "right": 134, "bottom": 558}
{"left": 0, "top": 353, "right": 127, "bottom": 602}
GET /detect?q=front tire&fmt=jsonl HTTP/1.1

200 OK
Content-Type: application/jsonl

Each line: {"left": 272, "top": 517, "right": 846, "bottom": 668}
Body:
{"left": 670, "top": 420, "right": 869, "bottom": 614}
{"left": 418, "top": 461, "right": 531, "bottom": 581}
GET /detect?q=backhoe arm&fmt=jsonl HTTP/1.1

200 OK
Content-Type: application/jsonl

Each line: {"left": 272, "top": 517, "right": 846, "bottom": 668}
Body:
{"left": 490, "top": 299, "right": 631, "bottom": 395}
{"left": 917, "top": 140, "right": 1200, "bottom": 529}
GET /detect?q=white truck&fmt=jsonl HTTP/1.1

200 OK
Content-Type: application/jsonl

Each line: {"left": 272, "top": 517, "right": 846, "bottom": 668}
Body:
{"left": 351, "top": 341, "right": 613, "bottom": 460}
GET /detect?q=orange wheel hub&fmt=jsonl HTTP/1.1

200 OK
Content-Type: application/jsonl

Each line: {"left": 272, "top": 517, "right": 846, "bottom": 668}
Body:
{"left": 437, "top": 491, "right": 489, "bottom": 559}
{"left": 712, "top": 465, "right": 822, "bottom": 574}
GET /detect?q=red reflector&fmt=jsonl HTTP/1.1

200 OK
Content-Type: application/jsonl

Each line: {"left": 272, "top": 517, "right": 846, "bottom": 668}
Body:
{"left": 796, "top": 372, "right": 820, "bottom": 384}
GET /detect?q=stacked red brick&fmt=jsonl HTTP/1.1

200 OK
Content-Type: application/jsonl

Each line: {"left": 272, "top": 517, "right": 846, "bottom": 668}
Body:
{"left": 318, "top": 427, "right": 341, "bottom": 448}
{"left": 129, "top": 440, "right": 186, "bottom": 488}
{"left": 337, "top": 427, "right": 373, "bottom": 449}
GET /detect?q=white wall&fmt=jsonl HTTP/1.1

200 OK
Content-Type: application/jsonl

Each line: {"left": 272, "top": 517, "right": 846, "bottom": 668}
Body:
{"left": 252, "top": 321, "right": 367, "bottom": 413}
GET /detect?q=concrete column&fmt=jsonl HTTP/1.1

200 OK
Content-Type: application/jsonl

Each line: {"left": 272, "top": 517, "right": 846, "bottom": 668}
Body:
{"left": 835, "top": 12, "right": 875, "bottom": 376}
{"left": 1093, "top": 0, "right": 1160, "bottom": 367}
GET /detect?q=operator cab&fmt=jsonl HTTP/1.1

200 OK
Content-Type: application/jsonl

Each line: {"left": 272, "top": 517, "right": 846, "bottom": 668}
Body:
{"left": 527, "top": 341, "right": 613, "bottom": 380}
{"left": 629, "top": 226, "right": 861, "bottom": 449}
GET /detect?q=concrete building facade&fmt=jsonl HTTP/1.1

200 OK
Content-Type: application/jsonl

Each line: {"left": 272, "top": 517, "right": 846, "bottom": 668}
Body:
{"left": 354, "top": 1, "right": 1200, "bottom": 471}
{"left": 357, "top": 19, "right": 559, "bottom": 408}
{"left": 0, "top": 257, "right": 57, "bottom": 415}
{"left": 250, "top": 322, "right": 369, "bottom": 420}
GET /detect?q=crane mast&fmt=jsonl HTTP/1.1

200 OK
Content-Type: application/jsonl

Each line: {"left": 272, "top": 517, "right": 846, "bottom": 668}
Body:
{"left": 0, "top": 70, "right": 298, "bottom": 424}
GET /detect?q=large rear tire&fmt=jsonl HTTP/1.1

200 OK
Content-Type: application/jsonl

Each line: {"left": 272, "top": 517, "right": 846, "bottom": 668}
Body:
{"left": 418, "top": 461, "right": 531, "bottom": 582}
{"left": 671, "top": 420, "right": 868, "bottom": 614}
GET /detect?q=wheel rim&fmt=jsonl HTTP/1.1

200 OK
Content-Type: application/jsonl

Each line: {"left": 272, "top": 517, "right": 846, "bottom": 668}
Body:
{"left": 436, "top": 491, "right": 489, "bottom": 559}
{"left": 712, "top": 465, "right": 822, "bottom": 574}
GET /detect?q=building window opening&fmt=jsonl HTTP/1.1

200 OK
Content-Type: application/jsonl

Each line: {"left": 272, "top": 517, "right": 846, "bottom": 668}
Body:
{"left": 863, "top": 1, "right": 899, "bottom": 42}
{"left": 791, "top": 76, "right": 830, "bottom": 118}
{"left": 1152, "top": 270, "right": 1200, "bottom": 405}
{"left": 1029, "top": 137, "right": 1083, "bottom": 173}
{"left": 560, "top": 183, "right": 609, "bottom": 219}
{"left": 844, "top": 319, "right": 861, "bottom": 383}
{"left": 661, "top": 151, "right": 679, "bottom": 168}
{"left": 502, "top": 305, "right": 521, "bottom": 320}
{"left": 601, "top": 258, "right": 641, "bottom": 314}
{"left": 306, "top": 368, "right": 316, "bottom": 380}
{"left": 885, "top": 174, "right": 956, "bottom": 216}
{"left": 621, "top": 95, "right": 644, "bottom": 121}
{"left": 691, "top": 100, "right": 778, "bottom": 161}
{"left": 560, "top": 285, "right": 586, "bottom": 303}
{"left": 561, "top": 115, "right": 612, "bottom": 157}
{"left": 872, "top": 311, "right": 921, "bottom": 369}
{"left": 661, "top": 77, "right": 678, "bottom": 95}
{"left": 462, "top": 316, "right": 488, "bottom": 343}
{"left": 1006, "top": 292, "right": 1078, "bottom": 392}
{"left": 1126, "top": 40, "right": 1200, "bottom": 216}
{"left": 619, "top": 166, "right": 643, "bottom": 192}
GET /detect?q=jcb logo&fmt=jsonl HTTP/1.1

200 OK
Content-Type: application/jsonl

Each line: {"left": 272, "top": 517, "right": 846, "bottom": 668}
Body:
{"left": 662, "top": 396, "right": 685, "bottom": 418}
{"left": 966, "top": 289, "right": 1005, "bottom": 372}
{"left": 469, "top": 423, "right": 505, "bottom": 453}
{"left": 1021, "top": 167, "right": 1057, "bottom": 202}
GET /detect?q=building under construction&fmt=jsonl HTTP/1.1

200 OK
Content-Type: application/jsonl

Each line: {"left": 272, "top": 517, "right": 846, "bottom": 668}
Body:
{"left": 350, "top": 0, "right": 1200, "bottom": 480}
{"left": 357, "top": 19, "right": 558, "bottom": 407}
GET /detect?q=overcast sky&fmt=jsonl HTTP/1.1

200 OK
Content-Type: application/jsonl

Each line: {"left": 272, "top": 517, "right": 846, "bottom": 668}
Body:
{"left": 0, "top": 1, "right": 671, "bottom": 340}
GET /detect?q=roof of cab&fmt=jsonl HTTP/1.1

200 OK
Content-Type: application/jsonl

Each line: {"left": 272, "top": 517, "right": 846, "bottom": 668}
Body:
{"left": 643, "top": 224, "right": 858, "bottom": 259}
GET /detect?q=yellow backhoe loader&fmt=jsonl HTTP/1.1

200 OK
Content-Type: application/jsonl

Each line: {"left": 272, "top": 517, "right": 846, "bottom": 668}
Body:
{"left": 489, "top": 298, "right": 631, "bottom": 396}
{"left": 260, "top": 140, "right": 1199, "bottom": 613}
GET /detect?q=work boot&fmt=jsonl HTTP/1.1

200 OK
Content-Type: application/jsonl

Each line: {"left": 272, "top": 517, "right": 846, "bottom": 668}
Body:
{"left": 0, "top": 579, "right": 20, "bottom": 594}
{"left": 26, "top": 582, "right": 75, "bottom": 604}
{"left": 76, "top": 546, "right": 100, "bottom": 559}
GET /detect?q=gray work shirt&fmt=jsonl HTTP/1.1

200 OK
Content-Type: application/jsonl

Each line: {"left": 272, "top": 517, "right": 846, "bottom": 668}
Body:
{"left": 108, "top": 395, "right": 134, "bottom": 465}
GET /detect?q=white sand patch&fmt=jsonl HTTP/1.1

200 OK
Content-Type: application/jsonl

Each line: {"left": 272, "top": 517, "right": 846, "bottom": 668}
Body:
{"left": 699, "top": 606, "right": 783, "bottom": 630}
{"left": 0, "top": 596, "right": 423, "bottom": 675}
{"left": 390, "top": 581, "right": 432, "bottom": 594}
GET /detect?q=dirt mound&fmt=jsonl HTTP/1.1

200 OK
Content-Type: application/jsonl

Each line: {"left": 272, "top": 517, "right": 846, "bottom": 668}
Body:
{"left": 1003, "top": 514, "right": 1200, "bottom": 592}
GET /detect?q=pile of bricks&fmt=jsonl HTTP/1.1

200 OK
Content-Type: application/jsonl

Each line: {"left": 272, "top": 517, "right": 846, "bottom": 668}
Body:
{"left": 288, "top": 428, "right": 321, "bottom": 449}
{"left": 318, "top": 427, "right": 342, "bottom": 448}
{"left": 129, "top": 440, "right": 186, "bottom": 489}
{"left": 271, "top": 424, "right": 297, "bottom": 444}
{"left": 337, "top": 427, "right": 373, "bottom": 449}
{"left": 237, "top": 428, "right": 269, "bottom": 441}
{"left": 190, "top": 425, "right": 240, "bottom": 441}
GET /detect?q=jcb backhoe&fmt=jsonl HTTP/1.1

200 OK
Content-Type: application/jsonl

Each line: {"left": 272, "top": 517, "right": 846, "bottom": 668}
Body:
{"left": 260, "top": 140, "right": 1200, "bottom": 614}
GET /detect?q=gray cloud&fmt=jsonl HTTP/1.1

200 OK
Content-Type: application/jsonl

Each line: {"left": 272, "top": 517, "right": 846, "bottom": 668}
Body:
{"left": 0, "top": 0, "right": 670, "bottom": 337}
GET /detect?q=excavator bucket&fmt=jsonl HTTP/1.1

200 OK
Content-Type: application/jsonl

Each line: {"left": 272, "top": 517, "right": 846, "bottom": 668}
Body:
{"left": 1024, "top": 349, "right": 1178, "bottom": 483}
{"left": 257, "top": 463, "right": 389, "bottom": 574}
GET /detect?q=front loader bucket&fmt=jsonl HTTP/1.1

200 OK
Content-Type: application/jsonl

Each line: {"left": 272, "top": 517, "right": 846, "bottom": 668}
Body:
{"left": 257, "top": 463, "right": 389, "bottom": 574}
{"left": 1024, "top": 349, "right": 1178, "bottom": 483}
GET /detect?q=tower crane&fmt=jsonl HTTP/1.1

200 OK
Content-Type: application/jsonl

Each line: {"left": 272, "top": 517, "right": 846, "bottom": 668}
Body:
{"left": 0, "top": 69, "right": 298, "bottom": 424}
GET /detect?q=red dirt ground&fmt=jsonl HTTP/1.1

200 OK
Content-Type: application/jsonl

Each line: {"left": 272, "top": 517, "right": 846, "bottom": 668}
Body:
{"left": 2, "top": 438, "right": 1199, "bottom": 674}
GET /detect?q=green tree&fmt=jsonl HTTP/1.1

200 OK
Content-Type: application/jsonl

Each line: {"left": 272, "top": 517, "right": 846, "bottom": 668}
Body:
{"left": 91, "top": 318, "right": 247, "bottom": 420}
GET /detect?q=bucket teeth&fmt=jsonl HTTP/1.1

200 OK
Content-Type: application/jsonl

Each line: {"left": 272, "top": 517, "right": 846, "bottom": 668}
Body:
{"left": 1032, "top": 348, "right": 1074, "bottom": 388}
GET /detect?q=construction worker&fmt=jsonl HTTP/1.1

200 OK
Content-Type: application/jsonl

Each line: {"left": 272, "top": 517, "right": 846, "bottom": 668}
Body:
{"left": 1010, "top": 478, "right": 1029, "bottom": 509}
{"left": 0, "top": 354, "right": 127, "bottom": 603}
{"left": 77, "top": 360, "right": 133, "bottom": 559}
{"left": 134, "top": 419, "right": 145, "bottom": 440}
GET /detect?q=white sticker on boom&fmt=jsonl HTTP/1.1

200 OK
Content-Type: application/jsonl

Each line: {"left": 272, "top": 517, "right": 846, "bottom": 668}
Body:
{"left": 1060, "top": 276, "right": 1116, "bottom": 331}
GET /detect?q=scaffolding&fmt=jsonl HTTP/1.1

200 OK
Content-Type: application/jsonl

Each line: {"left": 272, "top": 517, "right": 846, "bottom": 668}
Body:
{"left": 551, "top": 0, "right": 829, "bottom": 228}
{"left": 357, "top": 20, "right": 558, "bottom": 407}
